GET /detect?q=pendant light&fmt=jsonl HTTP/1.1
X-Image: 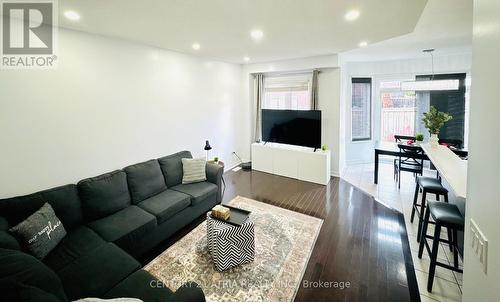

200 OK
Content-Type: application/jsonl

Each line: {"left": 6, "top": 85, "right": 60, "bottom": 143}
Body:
{"left": 401, "top": 49, "right": 459, "bottom": 91}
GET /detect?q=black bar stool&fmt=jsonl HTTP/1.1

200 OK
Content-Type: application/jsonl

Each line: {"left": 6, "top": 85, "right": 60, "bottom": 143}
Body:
{"left": 418, "top": 201, "right": 464, "bottom": 292}
{"left": 411, "top": 176, "right": 450, "bottom": 245}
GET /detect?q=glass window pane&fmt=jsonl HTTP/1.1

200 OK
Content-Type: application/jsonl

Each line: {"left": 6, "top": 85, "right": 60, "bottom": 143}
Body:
{"left": 380, "top": 90, "right": 416, "bottom": 142}
{"left": 262, "top": 74, "right": 311, "bottom": 110}
{"left": 351, "top": 78, "right": 371, "bottom": 141}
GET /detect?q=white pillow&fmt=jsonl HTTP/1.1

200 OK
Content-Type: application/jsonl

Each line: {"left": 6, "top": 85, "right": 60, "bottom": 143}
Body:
{"left": 182, "top": 158, "right": 207, "bottom": 184}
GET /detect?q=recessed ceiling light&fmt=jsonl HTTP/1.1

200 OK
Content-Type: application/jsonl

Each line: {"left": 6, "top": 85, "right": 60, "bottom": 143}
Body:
{"left": 243, "top": 56, "right": 250, "bottom": 62}
{"left": 64, "top": 10, "right": 80, "bottom": 21}
{"left": 192, "top": 43, "right": 200, "bottom": 50}
{"left": 250, "top": 29, "right": 264, "bottom": 41}
{"left": 344, "top": 9, "right": 360, "bottom": 21}
{"left": 359, "top": 41, "right": 368, "bottom": 47}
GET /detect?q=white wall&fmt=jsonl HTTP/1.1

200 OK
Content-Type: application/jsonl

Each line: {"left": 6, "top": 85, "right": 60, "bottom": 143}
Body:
{"left": 241, "top": 55, "right": 342, "bottom": 176}
{"left": 0, "top": 28, "right": 243, "bottom": 198}
{"left": 339, "top": 52, "right": 472, "bottom": 166}
{"left": 246, "top": 67, "right": 341, "bottom": 176}
{"left": 462, "top": 0, "right": 500, "bottom": 300}
{"left": 318, "top": 68, "right": 341, "bottom": 176}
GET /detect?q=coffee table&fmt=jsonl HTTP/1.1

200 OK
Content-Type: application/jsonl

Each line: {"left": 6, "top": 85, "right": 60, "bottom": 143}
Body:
{"left": 206, "top": 211, "right": 255, "bottom": 271}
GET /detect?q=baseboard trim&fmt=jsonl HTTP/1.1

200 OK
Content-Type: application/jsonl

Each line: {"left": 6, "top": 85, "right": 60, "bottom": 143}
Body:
{"left": 225, "top": 160, "right": 250, "bottom": 172}
{"left": 330, "top": 171, "right": 340, "bottom": 178}
{"left": 225, "top": 162, "right": 241, "bottom": 172}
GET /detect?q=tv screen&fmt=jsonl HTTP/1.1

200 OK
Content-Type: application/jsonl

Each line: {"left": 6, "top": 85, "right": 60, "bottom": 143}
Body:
{"left": 261, "top": 109, "right": 321, "bottom": 148}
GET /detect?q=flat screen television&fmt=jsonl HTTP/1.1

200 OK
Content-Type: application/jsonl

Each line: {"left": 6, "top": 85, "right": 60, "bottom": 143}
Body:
{"left": 261, "top": 109, "right": 321, "bottom": 149}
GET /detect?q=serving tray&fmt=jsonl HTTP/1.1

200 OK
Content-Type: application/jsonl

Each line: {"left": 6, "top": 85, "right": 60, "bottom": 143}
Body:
{"left": 210, "top": 205, "right": 251, "bottom": 227}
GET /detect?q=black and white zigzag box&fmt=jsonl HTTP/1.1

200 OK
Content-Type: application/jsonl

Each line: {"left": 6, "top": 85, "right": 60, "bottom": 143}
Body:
{"left": 206, "top": 212, "right": 255, "bottom": 271}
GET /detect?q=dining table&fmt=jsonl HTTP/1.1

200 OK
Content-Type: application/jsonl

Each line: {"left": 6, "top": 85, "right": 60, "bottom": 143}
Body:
{"left": 373, "top": 141, "right": 468, "bottom": 184}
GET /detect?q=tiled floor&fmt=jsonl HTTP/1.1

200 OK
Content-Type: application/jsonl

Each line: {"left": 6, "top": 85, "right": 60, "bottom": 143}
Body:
{"left": 343, "top": 161, "right": 463, "bottom": 302}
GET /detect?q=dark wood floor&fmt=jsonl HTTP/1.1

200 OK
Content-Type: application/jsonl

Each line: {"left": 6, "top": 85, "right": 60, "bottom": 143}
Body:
{"left": 142, "top": 169, "right": 419, "bottom": 302}
{"left": 221, "top": 170, "right": 419, "bottom": 302}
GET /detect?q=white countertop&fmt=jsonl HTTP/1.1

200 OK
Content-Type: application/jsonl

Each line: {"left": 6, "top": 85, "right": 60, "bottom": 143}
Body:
{"left": 421, "top": 143, "right": 467, "bottom": 199}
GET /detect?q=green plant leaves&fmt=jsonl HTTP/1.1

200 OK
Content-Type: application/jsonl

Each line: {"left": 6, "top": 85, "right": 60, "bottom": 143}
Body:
{"left": 422, "top": 106, "right": 452, "bottom": 135}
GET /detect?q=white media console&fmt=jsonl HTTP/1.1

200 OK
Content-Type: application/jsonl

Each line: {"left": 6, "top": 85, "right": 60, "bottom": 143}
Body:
{"left": 251, "top": 142, "right": 331, "bottom": 185}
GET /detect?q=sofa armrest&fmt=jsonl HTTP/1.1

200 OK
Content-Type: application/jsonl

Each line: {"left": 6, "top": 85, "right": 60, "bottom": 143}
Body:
{"left": 168, "top": 282, "right": 205, "bottom": 302}
{"left": 206, "top": 163, "right": 223, "bottom": 203}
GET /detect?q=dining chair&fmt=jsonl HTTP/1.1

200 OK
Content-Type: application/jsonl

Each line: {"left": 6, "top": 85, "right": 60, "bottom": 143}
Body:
{"left": 395, "top": 144, "right": 424, "bottom": 189}
{"left": 394, "top": 135, "right": 416, "bottom": 142}
{"left": 438, "top": 138, "right": 463, "bottom": 149}
{"left": 393, "top": 135, "right": 417, "bottom": 181}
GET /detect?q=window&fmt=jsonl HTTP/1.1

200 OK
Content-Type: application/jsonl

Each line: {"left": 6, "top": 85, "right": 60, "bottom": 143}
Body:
{"left": 351, "top": 78, "right": 372, "bottom": 141}
{"left": 263, "top": 74, "right": 311, "bottom": 110}
{"left": 415, "top": 73, "right": 467, "bottom": 148}
{"left": 376, "top": 75, "right": 467, "bottom": 145}
{"left": 379, "top": 80, "right": 417, "bottom": 142}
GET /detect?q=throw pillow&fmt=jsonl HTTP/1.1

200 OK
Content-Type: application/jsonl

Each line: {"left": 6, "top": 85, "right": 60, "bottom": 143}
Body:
{"left": 181, "top": 158, "right": 207, "bottom": 184}
{"left": 9, "top": 203, "right": 66, "bottom": 259}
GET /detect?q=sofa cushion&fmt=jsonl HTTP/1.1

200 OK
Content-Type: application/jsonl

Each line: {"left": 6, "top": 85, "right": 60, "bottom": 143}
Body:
{"left": 0, "top": 248, "right": 68, "bottom": 302}
{"left": 104, "top": 270, "right": 172, "bottom": 302}
{"left": 138, "top": 190, "right": 191, "bottom": 224}
{"left": 0, "top": 216, "right": 8, "bottom": 231}
{"left": 78, "top": 171, "right": 131, "bottom": 221}
{"left": 158, "top": 151, "right": 193, "bottom": 187}
{"left": 0, "top": 184, "right": 83, "bottom": 230}
{"left": 0, "top": 280, "right": 63, "bottom": 302}
{"left": 39, "top": 185, "right": 83, "bottom": 230}
{"left": 43, "top": 226, "right": 105, "bottom": 272}
{"left": 124, "top": 159, "right": 167, "bottom": 203}
{"left": 168, "top": 282, "right": 206, "bottom": 302}
{"left": 0, "top": 230, "right": 21, "bottom": 250}
{"left": 170, "top": 182, "right": 218, "bottom": 206}
{"left": 56, "top": 243, "right": 140, "bottom": 300}
{"left": 9, "top": 203, "right": 67, "bottom": 259}
{"left": 0, "top": 217, "right": 19, "bottom": 250}
{"left": 87, "top": 205, "right": 156, "bottom": 251}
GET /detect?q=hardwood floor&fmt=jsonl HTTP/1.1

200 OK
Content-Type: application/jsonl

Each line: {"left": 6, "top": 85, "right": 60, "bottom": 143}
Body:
{"left": 221, "top": 169, "right": 419, "bottom": 302}
{"left": 142, "top": 169, "right": 419, "bottom": 302}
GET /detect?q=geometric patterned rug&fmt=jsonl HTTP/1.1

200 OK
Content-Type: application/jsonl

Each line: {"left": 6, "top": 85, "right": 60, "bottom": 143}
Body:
{"left": 145, "top": 196, "right": 323, "bottom": 302}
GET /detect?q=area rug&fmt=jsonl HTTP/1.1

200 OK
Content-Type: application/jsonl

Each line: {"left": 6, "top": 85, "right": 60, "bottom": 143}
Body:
{"left": 145, "top": 196, "right": 323, "bottom": 302}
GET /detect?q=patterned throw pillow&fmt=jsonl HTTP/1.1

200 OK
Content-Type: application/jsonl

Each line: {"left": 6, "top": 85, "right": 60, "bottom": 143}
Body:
{"left": 9, "top": 203, "right": 66, "bottom": 259}
{"left": 181, "top": 158, "right": 207, "bottom": 184}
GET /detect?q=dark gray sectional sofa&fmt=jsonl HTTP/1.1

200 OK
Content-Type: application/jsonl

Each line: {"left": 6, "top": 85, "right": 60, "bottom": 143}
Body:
{"left": 0, "top": 151, "right": 223, "bottom": 302}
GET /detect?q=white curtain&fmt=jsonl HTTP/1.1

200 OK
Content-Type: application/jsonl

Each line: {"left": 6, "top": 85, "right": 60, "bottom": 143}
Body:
{"left": 253, "top": 73, "right": 264, "bottom": 142}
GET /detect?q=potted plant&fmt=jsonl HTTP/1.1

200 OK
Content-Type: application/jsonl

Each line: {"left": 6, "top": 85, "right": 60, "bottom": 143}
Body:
{"left": 422, "top": 106, "right": 452, "bottom": 147}
{"left": 213, "top": 156, "right": 219, "bottom": 163}
{"left": 415, "top": 133, "right": 424, "bottom": 146}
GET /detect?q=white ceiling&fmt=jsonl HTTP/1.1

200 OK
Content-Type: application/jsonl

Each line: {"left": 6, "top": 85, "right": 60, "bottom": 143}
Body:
{"left": 341, "top": 0, "right": 473, "bottom": 61}
{"left": 58, "top": 0, "right": 428, "bottom": 64}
